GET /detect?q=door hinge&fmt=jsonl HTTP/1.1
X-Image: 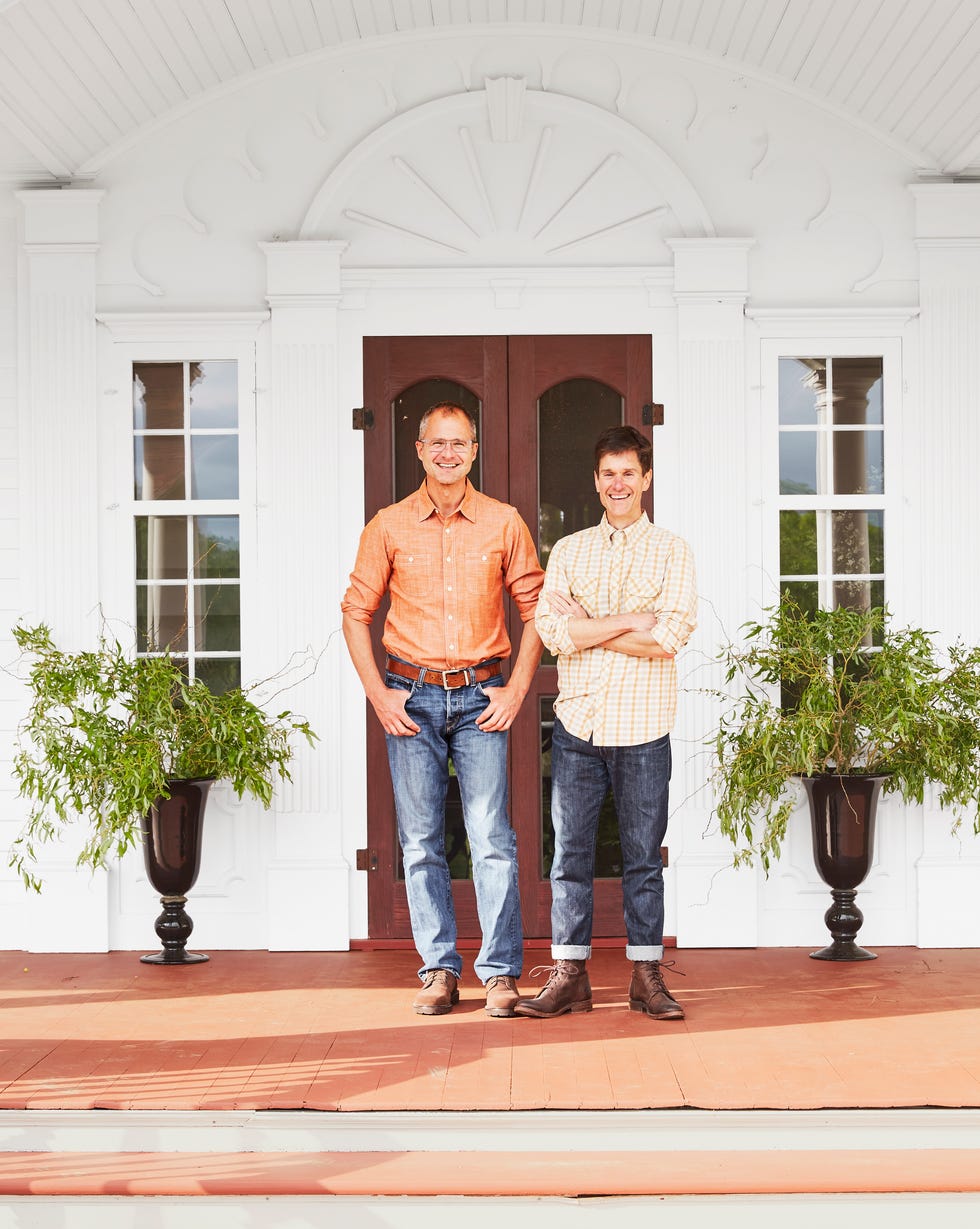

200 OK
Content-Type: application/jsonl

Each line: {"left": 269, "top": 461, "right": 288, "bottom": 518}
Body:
{"left": 642, "top": 403, "right": 664, "bottom": 427}
{"left": 352, "top": 407, "right": 375, "bottom": 431}
{"left": 355, "top": 848, "right": 379, "bottom": 872}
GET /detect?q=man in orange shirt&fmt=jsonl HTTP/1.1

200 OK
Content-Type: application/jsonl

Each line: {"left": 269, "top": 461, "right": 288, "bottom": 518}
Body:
{"left": 342, "top": 402, "right": 543, "bottom": 1017}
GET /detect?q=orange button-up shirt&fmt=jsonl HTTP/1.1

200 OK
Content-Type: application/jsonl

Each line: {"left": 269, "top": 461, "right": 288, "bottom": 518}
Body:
{"left": 341, "top": 480, "right": 544, "bottom": 670}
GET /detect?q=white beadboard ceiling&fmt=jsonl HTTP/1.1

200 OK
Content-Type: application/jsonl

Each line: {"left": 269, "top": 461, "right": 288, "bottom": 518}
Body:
{"left": 1, "top": 0, "right": 979, "bottom": 182}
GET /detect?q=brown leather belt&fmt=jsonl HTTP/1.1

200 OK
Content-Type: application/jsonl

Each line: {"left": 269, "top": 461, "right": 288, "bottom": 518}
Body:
{"left": 386, "top": 656, "right": 502, "bottom": 690}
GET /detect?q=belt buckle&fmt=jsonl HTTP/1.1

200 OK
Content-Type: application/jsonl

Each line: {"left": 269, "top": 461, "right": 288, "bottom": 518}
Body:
{"left": 441, "top": 667, "right": 468, "bottom": 689}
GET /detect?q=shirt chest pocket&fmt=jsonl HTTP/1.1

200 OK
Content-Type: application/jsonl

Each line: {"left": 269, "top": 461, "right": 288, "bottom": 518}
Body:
{"left": 569, "top": 578, "right": 600, "bottom": 617}
{"left": 623, "top": 571, "right": 661, "bottom": 612}
{"left": 465, "top": 549, "right": 502, "bottom": 596}
{"left": 393, "top": 550, "right": 430, "bottom": 598}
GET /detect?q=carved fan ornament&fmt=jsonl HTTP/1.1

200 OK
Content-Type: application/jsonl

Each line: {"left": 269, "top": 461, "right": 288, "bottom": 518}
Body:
{"left": 300, "top": 78, "right": 714, "bottom": 264}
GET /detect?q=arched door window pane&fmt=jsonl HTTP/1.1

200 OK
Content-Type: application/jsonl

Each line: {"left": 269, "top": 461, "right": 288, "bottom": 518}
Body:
{"left": 538, "top": 377, "right": 623, "bottom": 567}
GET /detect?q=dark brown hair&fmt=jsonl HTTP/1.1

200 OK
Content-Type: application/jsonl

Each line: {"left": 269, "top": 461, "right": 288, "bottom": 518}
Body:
{"left": 593, "top": 425, "right": 652, "bottom": 475}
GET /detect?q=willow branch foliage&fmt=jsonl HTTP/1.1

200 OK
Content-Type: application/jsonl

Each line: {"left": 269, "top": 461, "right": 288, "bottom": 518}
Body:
{"left": 10, "top": 622, "right": 318, "bottom": 890}
{"left": 711, "top": 599, "right": 980, "bottom": 872}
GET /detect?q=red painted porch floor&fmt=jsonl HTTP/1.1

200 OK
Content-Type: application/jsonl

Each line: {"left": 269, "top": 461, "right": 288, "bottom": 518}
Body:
{"left": 2, "top": 945, "right": 980, "bottom": 1198}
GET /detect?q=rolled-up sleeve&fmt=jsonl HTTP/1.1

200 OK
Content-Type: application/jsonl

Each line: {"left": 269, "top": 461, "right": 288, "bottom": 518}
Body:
{"left": 340, "top": 514, "right": 389, "bottom": 625}
{"left": 502, "top": 511, "right": 545, "bottom": 623}
{"left": 649, "top": 537, "right": 698, "bottom": 655}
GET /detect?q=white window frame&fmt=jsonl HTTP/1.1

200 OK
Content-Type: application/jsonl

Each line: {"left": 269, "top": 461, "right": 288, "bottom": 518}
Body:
{"left": 758, "top": 333, "right": 905, "bottom": 615}
{"left": 96, "top": 318, "right": 264, "bottom": 681}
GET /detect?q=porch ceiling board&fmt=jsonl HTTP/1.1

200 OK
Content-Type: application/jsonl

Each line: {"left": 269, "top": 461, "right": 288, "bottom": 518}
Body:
{"left": 1, "top": 1, "right": 980, "bottom": 181}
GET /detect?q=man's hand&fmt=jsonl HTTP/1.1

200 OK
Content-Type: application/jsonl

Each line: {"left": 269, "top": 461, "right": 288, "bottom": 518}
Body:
{"left": 547, "top": 591, "right": 589, "bottom": 619}
{"left": 476, "top": 681, "right": 525, "bottom": 732}
{"left": 369, "top": 687, "right": 421, "bottom": 737}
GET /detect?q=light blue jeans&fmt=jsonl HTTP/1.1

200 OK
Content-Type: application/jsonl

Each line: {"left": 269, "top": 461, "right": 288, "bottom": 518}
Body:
{"left": 549, "top": 717, "right": 671, "bottom": 962}
{"left": 384, "top": 665, "right": 523, "bottom": 984}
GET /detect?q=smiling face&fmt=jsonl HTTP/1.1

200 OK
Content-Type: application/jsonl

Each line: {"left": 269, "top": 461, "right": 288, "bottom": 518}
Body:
{"left": 594, "top": 449, "right": 652, "bottom": 529}
{"left": 416, "top": 408, "right": 478, "bottom": 493}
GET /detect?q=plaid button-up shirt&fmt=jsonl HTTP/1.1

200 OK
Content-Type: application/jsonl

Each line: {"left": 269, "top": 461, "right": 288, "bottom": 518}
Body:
{"left": 536, "top": 513, "right": 697, "bottom": 746}
{"left": 341, "top": 480, "right": 543, "bottom": 670}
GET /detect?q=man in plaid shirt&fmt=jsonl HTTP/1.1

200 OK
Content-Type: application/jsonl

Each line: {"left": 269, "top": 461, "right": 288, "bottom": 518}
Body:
{"left": 516, "top": 425, "right": 697, "bottom": 1021}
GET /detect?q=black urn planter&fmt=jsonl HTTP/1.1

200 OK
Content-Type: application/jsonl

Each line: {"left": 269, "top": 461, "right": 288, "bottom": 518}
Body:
{"left": 800, "top": 773, "right": 887, "bottom": 963}
{"left": 140, "top": 777, "right": 214, "bottom": 965}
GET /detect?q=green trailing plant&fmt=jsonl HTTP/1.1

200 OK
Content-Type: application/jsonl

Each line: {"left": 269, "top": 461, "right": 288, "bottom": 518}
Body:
{"left": 10, "top": 622, "right": 318, "bottom": 891}
{"left": 711, "top": 599, "right": 980, "bottom": 871}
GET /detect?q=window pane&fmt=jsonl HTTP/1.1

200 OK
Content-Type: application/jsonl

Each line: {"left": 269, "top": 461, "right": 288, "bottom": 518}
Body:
{"left": 538, "top": 378, "right": 622, "bottom": 567}
{"left": 779, "top": 432, "right": 817, "bottom": 494}
{"left": 833, "top": 431, "right": 883, "bottom": 495}
{"left": 189, "top": 361, "right": 238, "bottom": 429}
{"left": 190, "top": 435, "right": 239, "bottom": 499}
{"left": 194, "top": 658, "right": 242, "bottom": 694}
{"left": 135, "top": 436, "right": 185, "bottom": 500}
{"left": 137, "top": 585, "right": 188, "bottom": 652}
{"left": 832, "top": 510, "right": 884, "bottom": 574}
{"left": 831, "top": 358, "right": 883, "bottom": 425}
{"left": 194, "top": 516, "right": 240, "bottom": 578}
{"left": 194, "top": 584, "right": 241, "bottom": 651}
{"left": 781, "top": 580, "right": 819, "bottom": 617}
{"left": 393, "top": 381, "right": 482, "bottom": 504}
{"left": 134, "top": 363, "right": 183, "bottom": 430}
{"left": 778, "top": 357, "right": 825, "bottom": 425}
{"left": 780, "top": 510, "right": 818, "bottom": 576}
{"left": 136, "top": 516, "right": 187, "bottom": 581}
{"left": 834, "top": 579, "right": 885, "bottom": 627}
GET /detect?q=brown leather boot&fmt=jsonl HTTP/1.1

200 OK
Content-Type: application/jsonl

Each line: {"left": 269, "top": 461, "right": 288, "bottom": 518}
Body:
{"left": 629, "top": 960, "right": 685, "bottom": 1020}
{"left": 513, "top": 960, "right": 592, "bottom": 1018}
{"left": 484, "top": 975, "right": 520, "bottom": 1018}
{"left": 412, "top": 969, "right": 459, "bottom": 1015}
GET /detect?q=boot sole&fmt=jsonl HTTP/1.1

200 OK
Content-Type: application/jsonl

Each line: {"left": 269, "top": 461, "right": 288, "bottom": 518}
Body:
{"left": 629, "top": 998, "right": 685, "bottom": 1020}
{"left": 414, "top": 995, "right": 460, "bottom": 1016}
{"left": 513, "top": 999, "right": 593, "bottom": 1018}
{"left": 485, "top": 1005, "right": 519, "bottom": 1017}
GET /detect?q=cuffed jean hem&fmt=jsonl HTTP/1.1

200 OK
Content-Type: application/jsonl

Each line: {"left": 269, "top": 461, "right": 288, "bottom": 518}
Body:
{"left": 552, "top": 944, "right": 591, "bottom": 960}
{"left": 627, "top": 944, "right": 665, "bottom": 961}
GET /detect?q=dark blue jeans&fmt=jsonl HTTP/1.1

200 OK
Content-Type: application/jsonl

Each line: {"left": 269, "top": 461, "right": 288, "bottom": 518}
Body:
{"left": 549, "top": 717, "right": 671, "bottom": 961}
{"left": 384, "top": 667, "right": 523, "bottom": 984}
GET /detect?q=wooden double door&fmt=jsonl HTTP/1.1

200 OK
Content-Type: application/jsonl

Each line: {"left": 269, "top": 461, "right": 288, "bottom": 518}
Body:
{"left": 361, "top": 334, "right": 654, "bottom": 940}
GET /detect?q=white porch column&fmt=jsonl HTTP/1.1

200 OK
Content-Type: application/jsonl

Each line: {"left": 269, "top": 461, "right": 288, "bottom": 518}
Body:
{"left": 667, "top": 239, "right": 761, "bottom": 948}
{"left": 14, "top": 188, "right": 108, "bottom": 950}
{"left": 258, "top": 240, "right": 351, "bottom": 950}
{"left": 909, "top": 184, "right": 980, "bottom": 945}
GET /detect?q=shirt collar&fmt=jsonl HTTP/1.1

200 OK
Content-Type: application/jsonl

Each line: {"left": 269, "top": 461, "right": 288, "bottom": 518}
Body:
{"left": 600, "top": 510, "right": 650, "bottom": 546}
{"left": 415, "top": 479, "right": 478, "bottom": 523}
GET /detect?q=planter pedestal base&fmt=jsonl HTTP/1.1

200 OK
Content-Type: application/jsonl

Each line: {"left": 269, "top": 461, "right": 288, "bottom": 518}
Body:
{"left": 809, "top": 887, "right": 876, "bottom": 961}
{"left": 140, "top": 894, "right": 209, "bottom": 964}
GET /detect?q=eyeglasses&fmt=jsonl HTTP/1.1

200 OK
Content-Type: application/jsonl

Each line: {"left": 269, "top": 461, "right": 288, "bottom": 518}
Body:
{"left": 421, "top": 438, "right": 476, "bottom": 454}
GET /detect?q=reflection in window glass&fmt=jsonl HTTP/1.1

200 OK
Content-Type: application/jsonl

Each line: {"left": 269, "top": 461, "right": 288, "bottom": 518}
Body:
{"left": 136, "top": 516, "right": 187, "bottom": 581}
{"left": 189, "top": 361, "right": 238, "bottom": 429}
{"left": 195, "top": 585, "right": 241, "bottom": 651}
{"left": 190, "top": 435, "right": 239, "bottom": 499}
{"left": 136, "top": 585, "right": 189, "bottom": 653}
{"left": 779, "top": 433, "right": 817, "bottom": 494}
{"left": 133, "top": 363, "right": 183, "bottom": 430}
{"left": 195, "top": 517, "right": 240, "bottom": 578}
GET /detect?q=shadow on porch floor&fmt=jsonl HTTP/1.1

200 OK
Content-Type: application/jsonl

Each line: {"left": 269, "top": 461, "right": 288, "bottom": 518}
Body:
{"left": 2, "top": 944, "right": 978, "bottom": 1113}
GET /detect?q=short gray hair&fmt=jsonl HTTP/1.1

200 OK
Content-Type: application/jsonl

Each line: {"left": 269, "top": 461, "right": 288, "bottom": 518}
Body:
{"left": 418, "top": 402, "right": 478, "bottom": 442}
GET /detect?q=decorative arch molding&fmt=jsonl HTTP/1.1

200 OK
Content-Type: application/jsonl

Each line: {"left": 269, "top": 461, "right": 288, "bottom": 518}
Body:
{"left": 299, "top": 81, "right": 715, "bottom": 266}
